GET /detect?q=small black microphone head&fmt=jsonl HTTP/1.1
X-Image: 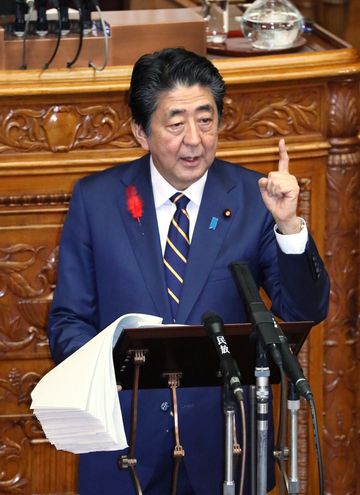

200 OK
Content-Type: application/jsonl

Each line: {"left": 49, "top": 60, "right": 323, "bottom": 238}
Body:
{"left": 202, "top": 311, "right": 222, "bottom": 325}
{"left": 202, "top": 311, "right": 244, "bottom": 401}
{"left": 202, "top": 311, "right": 224, "bottom": 337}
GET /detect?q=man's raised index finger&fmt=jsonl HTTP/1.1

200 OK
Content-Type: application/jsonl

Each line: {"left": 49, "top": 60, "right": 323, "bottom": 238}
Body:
{"left": 278, "top": 138, "right": 289, "bottom": 173}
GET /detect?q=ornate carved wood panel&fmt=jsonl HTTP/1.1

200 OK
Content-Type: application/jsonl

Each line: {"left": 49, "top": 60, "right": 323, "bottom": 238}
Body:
{"left": 0, "top": 30, "right": 359, "bottom": 495}
{"left": 220, "top": 83, "right": 325, "bottom": 141}
{"left": 0, "top": 197, "right": 78, "bottom": 494}
{"left": 323, "top": 78, "right": 360, "bottom": 495}
{"left": 0, "top": 96, "right": 135, "bottom": 156}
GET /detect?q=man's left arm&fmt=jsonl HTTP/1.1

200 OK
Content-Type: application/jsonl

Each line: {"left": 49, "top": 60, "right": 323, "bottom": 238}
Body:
{"left": 259, "top": 139, "right": 330, "bottom": 323}
{"left": 258, "top": 138, "right": 302, "bottom": 236}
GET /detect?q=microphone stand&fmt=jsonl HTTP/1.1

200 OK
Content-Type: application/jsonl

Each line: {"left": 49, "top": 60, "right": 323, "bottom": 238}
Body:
{"left": 223, "top": 383, "right": 236, "bottom": 495}
{"left": 230, "top": 261, "right": 311, "bottom": 493}
{"left": 19, "top": 0, "right": 35, "bottom": 69}
{"left": 287, "top": 382, "right": 300, "bottom": 494}
{"left": 249, "top": 385, "right": 256, "bottom": 495}
{"left": 202, "top": 313, "right": 245, "bottom": 495}
{"left": 255, "top": 339, "right": 270, "bottom": 495}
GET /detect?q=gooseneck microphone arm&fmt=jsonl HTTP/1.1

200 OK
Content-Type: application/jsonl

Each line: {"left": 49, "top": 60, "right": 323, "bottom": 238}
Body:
{"left": 67, "top": 0, "right": 84, "bottom": 68}
{"left": 87, "top": 0, "right": 109, "bottom": 71}
{"left": 43, "top": 0, "right": 62, "bottom": 69}
{"left": 230, "top": 261, "right": 313, "bottom": 401}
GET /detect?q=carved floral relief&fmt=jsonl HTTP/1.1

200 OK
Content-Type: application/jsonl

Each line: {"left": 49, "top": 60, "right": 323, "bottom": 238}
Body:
{"left": 0, "top": 368, "right": 41, "bottom": 406}
{"left": 0, "top": 88, "right": 325, "bottom": 154}
{"left": 0, "top": 103, "right": 136, "bottom": 153}
{"left": 296, "top": 177, "right": 312, "bottom": 494}
{"left": 323, "top": 77, "right": 360, "bottom": 495}
{"left": 328, "top": 82, "right": 359, "bottom": 138}
{"left": 323, "top": 164, "right": 360, "bottom": 495}
{"left": 0, "top": 193, "right": 71, "bottom": 208}
{"left": 0, "top": 419, "right": 30, "bottom": 493}
{"left": 220, "top": 86, "right": 323, "bottom": 140}
{"left": 0, "top": 245, "right": 58, "bottom": 356}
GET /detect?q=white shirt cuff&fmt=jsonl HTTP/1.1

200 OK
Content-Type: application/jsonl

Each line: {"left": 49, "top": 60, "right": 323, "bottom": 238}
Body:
{"left": 274, "top": 218, "right": 308, "bottom": 254}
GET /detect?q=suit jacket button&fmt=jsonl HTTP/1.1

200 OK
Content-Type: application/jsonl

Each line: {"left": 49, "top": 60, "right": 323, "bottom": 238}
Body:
{"left": 161, "top": 401, "right": 170, "bottom": 412}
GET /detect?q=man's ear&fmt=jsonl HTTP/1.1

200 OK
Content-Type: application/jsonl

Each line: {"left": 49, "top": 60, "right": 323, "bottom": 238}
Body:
{"left": 131, "top": 121, "right": 150, "bottom": 151}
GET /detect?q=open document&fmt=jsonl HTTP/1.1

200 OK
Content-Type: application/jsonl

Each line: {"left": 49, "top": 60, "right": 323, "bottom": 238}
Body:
{"left": 30, "top": 313, "right": 163, "bottom": 454}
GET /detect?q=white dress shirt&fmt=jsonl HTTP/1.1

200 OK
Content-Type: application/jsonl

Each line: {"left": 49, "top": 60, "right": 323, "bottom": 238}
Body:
{"left": 149, "top": 158, "right": 308, "bottom": 255}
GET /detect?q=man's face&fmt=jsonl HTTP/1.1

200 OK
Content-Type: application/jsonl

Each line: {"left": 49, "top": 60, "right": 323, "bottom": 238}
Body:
{"left": 132, "top": 84, "right": 219, "bottom": 191}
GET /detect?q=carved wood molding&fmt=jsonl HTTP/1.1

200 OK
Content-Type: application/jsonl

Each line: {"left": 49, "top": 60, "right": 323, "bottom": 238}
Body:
{"left": 0, "top": 415, "right": 49, "bottom": 493}
{"left": 297, "top": 176, "right": 312, "bottom": 494}
{"left": 324, "top": 79, "right": 360, "bottom": 495}
{"left": 0, "top": 414, "right": 77, "bottom": 494}
{"left": 0, "top": 368, "right": 41, "bottom": 406}
{"left": 0, "top": 245, "right": 57, "bottom": 357}
{"left": 0, "top": 86, "right": 326, "bottom": 156}
{"left": 0, "top": 103, "right": 136, "bottom": 154}
{"left": 0, "top": 193, "right": 71, "bottom": 208}
{"left": 0, "top": 418, "right": 31, "bottom": 493}
{"left": 298, "top": 178, "right": 312, "bottom": 223}
{"left": 328, "top": 81, "right": 359, "bottom": 139}
{"left": 221, "top": 86, "right": 323, "bottom": 140}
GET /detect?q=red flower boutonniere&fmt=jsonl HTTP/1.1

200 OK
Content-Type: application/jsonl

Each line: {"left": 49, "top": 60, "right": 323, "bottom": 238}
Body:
{"left": 126, "top": 185, "right": 143, "bottom": 223}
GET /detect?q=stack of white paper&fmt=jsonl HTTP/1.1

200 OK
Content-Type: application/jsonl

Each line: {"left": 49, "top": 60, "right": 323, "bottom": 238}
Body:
{"left": 31, "top": 313, "right": 163, "bottom": 454}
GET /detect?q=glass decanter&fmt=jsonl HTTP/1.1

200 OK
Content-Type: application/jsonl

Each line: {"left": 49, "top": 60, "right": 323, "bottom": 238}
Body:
{"left": 240, "top": 0, "right": 304, "bottom": 50}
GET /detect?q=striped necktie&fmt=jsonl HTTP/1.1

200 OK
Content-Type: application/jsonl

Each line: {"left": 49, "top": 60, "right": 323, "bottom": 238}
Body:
{"left": 164, "top": 193, "right": 190, "bottom": 322}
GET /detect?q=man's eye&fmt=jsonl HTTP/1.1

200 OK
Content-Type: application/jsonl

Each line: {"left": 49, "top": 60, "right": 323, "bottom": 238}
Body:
{"left": 200, "top": 118, "right": 213, "bottom": 125}
{"left": 169, "top": 122, "right": 183, "bottom": 130}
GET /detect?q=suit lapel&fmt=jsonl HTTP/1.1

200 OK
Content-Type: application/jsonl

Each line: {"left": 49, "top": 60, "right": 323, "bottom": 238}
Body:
{"left": 119, "top": 156, "right": 172, "bottom": 322}
{"left": 177, "top": 162, "right": 239, "bottom": 323}
{"left": 118, "top": 157, "right": 240, "bottom": 324}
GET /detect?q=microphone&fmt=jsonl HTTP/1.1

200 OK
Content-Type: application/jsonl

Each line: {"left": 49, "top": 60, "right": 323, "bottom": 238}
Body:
{"left": 230, "top": 261, "right": 313, "bottom": 401}
{"left": 82, "top": 0, "right": 93, "bottom": 34}
{"left": 59, "top": 0, "right": 70, "bottom": 35}
{"left": 202, "top": 312, "right": 244, "bottom": 402}
{"left": 273, "top": 319, "right": 313, "bottom": 401}
{"left": 35, "top": 0, "right": 48, "bottom": 36}
{"left": 14, "top": 0, "right": 27, "bottom": 36}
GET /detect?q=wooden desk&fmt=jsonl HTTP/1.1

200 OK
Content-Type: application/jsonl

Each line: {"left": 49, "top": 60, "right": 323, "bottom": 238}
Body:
{"left": 0, "top": 24, "right": 359, "bottom": 495}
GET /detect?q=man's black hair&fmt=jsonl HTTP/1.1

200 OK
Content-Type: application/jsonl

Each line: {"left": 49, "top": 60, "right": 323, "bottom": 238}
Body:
{"left": 128, "top": 47, "right": 225, "bottom": 135}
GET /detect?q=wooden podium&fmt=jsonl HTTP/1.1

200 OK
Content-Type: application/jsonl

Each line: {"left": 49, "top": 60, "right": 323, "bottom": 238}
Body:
{"left": 112, "top": 321, "right": 313, "bottom": 494}
{"left": 113, "top": 322, "right": 313, "bottom": 389}
{"left": 0, "top": 18, "right": 359, "bottom": 495}
{"left": 0, "top": 9, "right": 206, "bottom": 70}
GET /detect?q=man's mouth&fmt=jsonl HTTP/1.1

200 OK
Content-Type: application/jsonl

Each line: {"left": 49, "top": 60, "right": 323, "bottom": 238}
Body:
{"left": 181, "top": 156, "right": 199, "bottom": 164}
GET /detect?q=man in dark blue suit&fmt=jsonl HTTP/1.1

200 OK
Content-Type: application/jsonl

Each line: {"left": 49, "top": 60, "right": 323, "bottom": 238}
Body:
{"left": 48, "top": 47, "right": 330, "bottom": 494}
